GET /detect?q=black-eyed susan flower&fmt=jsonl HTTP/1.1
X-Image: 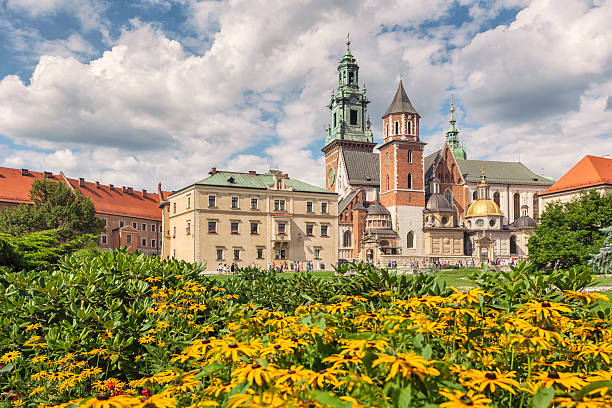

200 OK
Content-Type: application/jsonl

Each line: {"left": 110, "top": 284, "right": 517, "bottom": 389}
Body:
{"left": 439, "top": 389, "right": 491, "bottom": 408}
{"left": 466, "top": 369, "right": 520, "bottom": 394}
{"left": 532, "top": 371, "right": 586, "bottom": 390}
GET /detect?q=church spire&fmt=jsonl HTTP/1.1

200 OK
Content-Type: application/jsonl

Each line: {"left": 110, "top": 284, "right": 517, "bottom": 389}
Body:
{"left": 446, "top": 97, "right": 467, "bottom": 160}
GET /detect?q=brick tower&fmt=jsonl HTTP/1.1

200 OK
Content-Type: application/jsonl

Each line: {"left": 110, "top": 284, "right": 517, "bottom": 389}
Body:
{"left": 378, "top": 80, "right": 426, "bottom": 254}
{"left": 322, "top": 36, "right": 376, "bottom": 193}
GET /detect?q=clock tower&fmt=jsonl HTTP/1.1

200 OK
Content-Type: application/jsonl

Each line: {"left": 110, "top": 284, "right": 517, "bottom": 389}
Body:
{"left": 322, "top": 36, "right": 376, "bottom": 193}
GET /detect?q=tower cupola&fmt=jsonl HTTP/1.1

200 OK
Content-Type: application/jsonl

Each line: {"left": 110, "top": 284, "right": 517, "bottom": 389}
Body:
{"left": 382, "top": 80, "right": 420, "bottom": 143}
{"left": 446, "top": 98, "right": 467, "bottom": 160}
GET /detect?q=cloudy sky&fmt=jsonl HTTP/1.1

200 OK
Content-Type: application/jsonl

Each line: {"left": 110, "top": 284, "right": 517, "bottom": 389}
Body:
{"left": 0, "top": 0, "right": 611, "bottom": 191}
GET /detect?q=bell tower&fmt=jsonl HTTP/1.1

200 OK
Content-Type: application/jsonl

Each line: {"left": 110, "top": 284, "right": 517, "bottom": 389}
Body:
{"left": 322, "top": 35, "right": 375, "bottom": 192}
{"left": 378, "top": 80, "right": 426, "bottom": 254}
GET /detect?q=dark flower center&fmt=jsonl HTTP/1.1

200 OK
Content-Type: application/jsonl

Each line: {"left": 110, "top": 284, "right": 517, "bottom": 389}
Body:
{"left": 222, "top": 381, "right": 230, "bottom": 386}
{"left": 354, "top": 347, "right": 360, "bottom": 351}
{"left": 97, "top": 394, "right": 110, "bottom": 401}
{"left": 459, "top": 395, "right": 473, "bottom": 406}
{"left": 541, "top": 302, "right": 551, "bottom": 308}
{"left": 318, "top": 369, "right": 327, "bottom": 374}
{"left": 287, "top": 370, "right": 296, "bottom": 374}
{"left": 228, "top": 343, "right": 238, "bottom": 349}
{"left": 548, "top": 371, "right": 561, "bottom": 379}
{"left": 252, "top": 363, "right": 262, "bottom": 369}
{"left": 274, "top": 345, "right": 281, "bottom": 349}
{"left": 202, "top": 339, "right": 211, "bottom": 344}
{"left": 485, "top": 372, "right": 497, "bottom": 380}
{"left": 402, "top": 314, "right": 410, "bottom": 318}
{"left": 344, "top": 354, "right": 352, "bottom": 359}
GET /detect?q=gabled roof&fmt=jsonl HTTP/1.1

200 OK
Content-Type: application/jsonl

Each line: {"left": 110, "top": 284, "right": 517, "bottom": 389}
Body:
{"left": 540, "top": 155, "right": 612, "bottom": 196}
{"left": 0, "top": 166, "right": 166, "bottom": 220}
{"left": 194, "top": 171, "right": 334, "bottom": 194}
{"left": 424, "top": 150, "right": 441, "bottom": 181}
{"left": 455, "top": 159, "right": 553, "bottom": 186}
{"left": 382, "top": 80, "right": 418, "bottom": 118}
{"left": 342, "top": 150, "right": 379, "bottom": 186}
{"left": 339, "top": 189, "right": 360, "bottom": 214}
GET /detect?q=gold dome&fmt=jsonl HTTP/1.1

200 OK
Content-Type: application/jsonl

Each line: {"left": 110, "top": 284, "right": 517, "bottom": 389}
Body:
{"left": 466, "top": 199, "right": 502, "bottom": 217}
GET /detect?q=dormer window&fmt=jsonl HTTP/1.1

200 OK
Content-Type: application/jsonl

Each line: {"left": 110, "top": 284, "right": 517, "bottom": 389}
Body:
{"left": 227, "top": 176, "right": 235, "bottom": 184}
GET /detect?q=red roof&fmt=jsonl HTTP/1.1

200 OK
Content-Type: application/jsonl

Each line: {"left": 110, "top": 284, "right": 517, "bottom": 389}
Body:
{"left": 0, "top": 167, "right": 168, "bottom": 221}
{"left": 540, "top": 155, "right": 612, "bottom": 196}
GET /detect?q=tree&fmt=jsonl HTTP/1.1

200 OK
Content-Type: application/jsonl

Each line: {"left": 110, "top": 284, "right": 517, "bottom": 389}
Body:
{"left": 528, "top": 190, "right": 612, "bottom": 269}
{"left": 0, "top": 178, "right": 104, "bottom": 239}
{"left": 591, "top": 226, "right": 612, "bottom": 274}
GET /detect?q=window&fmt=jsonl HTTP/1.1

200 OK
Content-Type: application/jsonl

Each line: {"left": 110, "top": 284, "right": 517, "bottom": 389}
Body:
{"left": 407, "top": 173, "right": 412, "bottom": 189}
{"left": 306, "top": 224, "right": 313, "bottom": 236}
{"left": 476, "top": 219, "right": 484, "bottom": 227}
{"left": 306, "top": 201, "right": 313, "bottom": 213}
{"left": 407, "top": 150, "right": 412, "bottom": 163}
{"left": 473, "top": 191, "right": 478, "bottom": 201}
{"left": 151, "top": 239, "right": 156, "bottom": 248}
{"left": 142, "top": 223, "right": 146, "bottom": 231}
{"left": 407, "top": 121, "right": 411, "bottom": 134}
{"left": 231, "top": 222, "right": 239, "bottom": 234}
{"left": 233, "top": 249, "right": 240, "bottom": 260}
{"left": 395, "top": 121, "right": 399, "bottom": 134}
{"left": 321, "top": 202, "right": 328, "bottom": 214}
{"left": 251, "top": 222, "right": 258, "bottom": 234}
{"left": 444, "top": 189, "right": 453, "bottom": 206}
{"left": 208, "top": 221, "right": 216, "bottom": 233}
{"left": 386, "top": 175, "right": 389, "bottom": 191}
{"left": 142, "top": 238, "right": 147, "bottom": 246}
{"left": 490, "top": 219, "right": 496, "bottom": 227}
{"left": 101, "top": 235, "right": 107, "bottom": 244}
{"left": 173, "top": 226, "right": 176, "bottom": 237}
{"left": 173, "top": 202, "right": 176, "bottom": 213}
{"left": 208, "top": 195, "right": 216, "bottom": 207}
{"left": 126, "top": 234, "right": 132, "bottom": 244}
{"left": 216, "top": 249, "right": 223, "bottom": 260}
{"left": 510, "top": 236, "right": 517, "bottom": 254}
{"left": 151, "top": 224, "right": 156, "bottom": 232}
{"left": 314, "top": 249, "right": 321, "bottom": 259}
{"left": 275, "top": 249, "right": 286, "bottom": 260}
{"left": 348, "top": 71, "right": 354, "bottom": 84}
{"left": 257, "top": 248, "right": 264, "bottom": 259}
{"left": 274, "top": 200, "right": 285, "bottom": 211}
{"left": 333, "top": 112, "right": 336, "bottom": 128}
{"left": 187, "top": 195, "right": 191, "bottom": 208}
{"left": 441, "top": 216, "right": 448, "bottom": 225}
{"left": 343, "top": 231, "right": 351, "bottom": 247}
{"left": 278, "top": 223, "right": 286, "bottom": 234}
{"left": 407, "top": 231, "right": 414, "bottom": 248}
{"left": 350, "top": 109, "right": 358, "bottom": 125}
{"left": 251, "top": 198, "right": 258, "bottom": 209}
{"left": 186, "top": 221, "right": 191, "bottom": 235}
{"left": 321, "top": 225, "right": 328, "bottom": 236}
{"left": 493, "top": 192, "right": 501, "bottom": 207}
{"left": 231, "top": 196, "right": 239, "bottom": 209}
{"left": 513, "top": 193, "right": 521, "bottom": 222}
{"left": 386, "top": 152, "right": 389, "bottom": 165}
{"left": 102, "top": 218, "right": 107, "bottom": 226}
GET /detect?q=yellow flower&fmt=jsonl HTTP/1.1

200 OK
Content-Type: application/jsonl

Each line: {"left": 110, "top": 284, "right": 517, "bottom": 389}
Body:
{"left": 467, "top": 369, "right": 520, "bottom": 394}
{"left": 233, "top": 362, "right": 277, "bottom": 387}
{"left": 25, "top": 323, "right": 42, "bottom": 331}
{"left": 564, "top": 291, "right": 609, "bottom": 304}
{"left": 139, "top": 336, "right": 155, "bottom": 344}
{"left": 0, "top": 351, "right": 20, "bottom": 364}
{"left": 532, "top": 372, "right": 586, "bottom": 391}
{"left": 372, "top": 352, "right": 440, "bottom": 381}
{"left": 439, "top": 389, "right": 492, "bottom": 408}
{"left": 13, "top": 399, "right": 24, "bottom": 407}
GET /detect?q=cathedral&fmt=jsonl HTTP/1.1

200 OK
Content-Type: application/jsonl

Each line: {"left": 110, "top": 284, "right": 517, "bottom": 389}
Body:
{"left": 322, "top": 40, "right": 554, "bottom": 264}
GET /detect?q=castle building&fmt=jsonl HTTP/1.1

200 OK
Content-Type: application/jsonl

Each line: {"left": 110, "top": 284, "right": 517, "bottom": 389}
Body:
{"left": 323, "top": 41, "right": 554, "bottom": 264}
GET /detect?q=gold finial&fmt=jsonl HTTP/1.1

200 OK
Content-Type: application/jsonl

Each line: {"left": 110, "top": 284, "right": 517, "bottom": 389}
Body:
{"left": 480, "top": 164, "right": 486, "bottom": 183}
{"left": 346, "top": 33, "right": 350, "bottom": 48}
{"left": 450, "top": 95, "right": 455, "bottom": 112}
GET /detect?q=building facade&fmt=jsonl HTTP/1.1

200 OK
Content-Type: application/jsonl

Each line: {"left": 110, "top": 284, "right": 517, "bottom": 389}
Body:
{"left": 161, "top": 169, "right": 338, "bottom": 270}
{"left": 323, "top": 41, "right": 554, "bottom": 264}
{"left": 0, "top": 167, "right": 165, "bottom": 255}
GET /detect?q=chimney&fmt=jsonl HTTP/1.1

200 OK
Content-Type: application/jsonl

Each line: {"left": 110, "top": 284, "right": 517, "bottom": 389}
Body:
{"left": 109, "top": 184, "right": 114, "bottom": 190}
{"left": 79, "top": 178, "right": 85, "bottom": 187}
{"left": 210, "top": 167, "right": 217, "bottom": 175}
{"left": 142, "top": 189, "right": 147, "bottom": 198}
{"left": 21, "top": 169, "right": 29, "bottom": 176}
{"left": 127, "top": 187, "right": 133, "bottom": 194}
{"left": 43, "top": 171, "right": 52, "bottom": 178}
{"left": 122, "top": 186, "right": 127, "bottom": 193}
{"left": 248, "top": 170, "right": 256, "bottom": 175}
{"left": 95, "top": 181, "right": 100, "bottom": 189}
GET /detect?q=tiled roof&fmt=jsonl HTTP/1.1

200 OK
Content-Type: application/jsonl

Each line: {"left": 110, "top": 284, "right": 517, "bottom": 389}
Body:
{"left": 339, "top": 189, "right": 360, "bottom": 214}
{"left": 194, "top": 171, "right": 334, "bottom": 194}
{"left": 540, "top": 155, "right": 612, "bottom": 196}
{"left": 424, "top": 150, "right": 441, "bottom": 181}
{"left": 342, "top": 150, "right": 379, "bottom": 186}
{"left": 455, "top": 159, "right": 553, "bottom": 186}
{"left": 383, "top": 80, "right": 418, "bottom": 117}
{"left": 0, "top": 167, "right": 165, "bottom": 221}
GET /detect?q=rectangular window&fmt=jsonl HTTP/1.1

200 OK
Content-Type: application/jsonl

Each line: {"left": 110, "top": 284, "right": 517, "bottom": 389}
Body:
{"left": 101, "top": 235, "right": 107, "bottom": 244}
{"left": 173, "top": 226, "right": 176, "bottom": 237}
{"left": 173, "top": 202, "right": 176, "bottom": 213}
{"left": 231, "top": 196, "right": 239, "bottom": 209}
{"left": 142, "top": 238, "right": 147, "bottom": 246}
{"left": 187, "top": 195, "right": 191, "bottom": 208}
{"left": 208, "top": 221, "right": 216, "bottom": 233}
{"left": 119, "top": 220, "right": 125, "bottom": 228}
{"left": 251, "top": 222, "right": 258, "bottom": 234}
{"left": 350, "top": 109, "right": 358, "bottom": 126}
{"left": 151, "top": 239, "right": 156, "bottom": 248}
{"left": 275, "top": 249, "right": 286, "bottom": 260}
{"left": 306, "top": 224, "right": 313, "bottom": 236}
{"left": 333, "top": 112, "right": 336, "bottom": 128}
{"left": 321, "top": 202, "right": 328, "bottom": 214}
{"left": 274, "top": 199, "right": 285, "bottom": 211}
{"left": 126, "top": 234, "right": 132, "bottom": 244}
{"left": 102, "top": 218, "right": 107, "bottom": 226}
{"left": 142, "top": 223, "right": 146, "bottom": 231}
{"left": 251, "top": 198, "right": 258, "bottom": 209}
{"left": 216, "top": 249, "right": 223, "bottom": 260}
{"left": 186, "top": 221, "right": 191, "bottom": 235}
{"left": 407, "top": 150, "right": 412, "bottom": 163}
{"left": 233, "top": 249, "right": 240, "bottom": 260}
{"left": 151, "top": 224, "right": 156, "bottom": 232}
{"left": 306, "top": 201, "right": 313, "bottom": 213}
{"left": 208, "top": 195, "right": 216, "bottom": 207}
{"left": 321, "top": 225, "right": 328, "bottom": 236}
{"left": 257, "top": 248, "right": 264, "bottom": 259}
{"left": 278, "top": 223, "right": 286, "bottom": 234}
{"left": 231, "top": 222, "right": 239, "bottom": 234}
{"left": 314, "top": 249, "right": 321, "bottom": 259}
{"left": 132, "top": 222, "right": 137, "bottom": 229}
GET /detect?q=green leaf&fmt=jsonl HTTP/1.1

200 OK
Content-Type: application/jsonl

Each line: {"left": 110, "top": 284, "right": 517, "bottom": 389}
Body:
{"left": 308, "top": 390, "right": 351, "bottom": 408}
{"left": 532, "top": 386, "right": 555, "bottom": 408}
{"left": 421, "top": 344, "right": 432, "bottom": 360}
{"left": 393, "top": 387, "right": 412, "bottom": 408}
{"left": 195, "top": 362, "right": 225, "bottom": 379}
{"left": 574, "top": 380, "right": 612, "bottom": 400}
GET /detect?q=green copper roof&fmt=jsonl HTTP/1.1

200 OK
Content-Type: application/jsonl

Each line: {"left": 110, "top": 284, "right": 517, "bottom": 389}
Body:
{"left": 455, "top": 160, "right": 554, "bottom": 185}
{"left": 195, "top": 171, "right": 334, "bottom": 194}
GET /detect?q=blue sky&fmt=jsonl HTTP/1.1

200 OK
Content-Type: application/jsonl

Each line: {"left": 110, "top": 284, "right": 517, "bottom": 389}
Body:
{"left": 0, "top": 0, "right": 611, "bottom": 190}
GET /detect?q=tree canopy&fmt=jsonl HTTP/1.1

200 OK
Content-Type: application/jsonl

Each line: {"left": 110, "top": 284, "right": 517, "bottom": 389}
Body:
{"left": 528, "top": 190, "right": 612, "bottom": 269}
{"left": 0, "top": 178, "right": 104, "bottom": 239}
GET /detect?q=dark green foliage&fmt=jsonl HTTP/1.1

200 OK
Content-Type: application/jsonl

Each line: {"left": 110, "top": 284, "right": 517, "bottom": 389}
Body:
{"left": 0, "top": 229, "right": 98, "bottom": 270}
{"left": 0, "top": 178, "right": 104, "bottom": 239}
{"left": 528, "top": 190, "right": 612, "bottom": 269}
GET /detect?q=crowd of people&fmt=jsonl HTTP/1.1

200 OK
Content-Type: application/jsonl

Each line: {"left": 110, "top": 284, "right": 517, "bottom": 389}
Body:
{"left": 216, "top": 260, "right": 324, "bottom": 275}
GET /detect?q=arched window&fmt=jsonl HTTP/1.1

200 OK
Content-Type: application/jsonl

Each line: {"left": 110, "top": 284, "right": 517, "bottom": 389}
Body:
{"left": 407, "top": 173, "right": 412, "bottom": 189}
{"left": 472, "top": 191, "right": 477, "bottom": 201}
{"left": 343, "top": 231, "right": 352, "bottom": 247}
{"left": 493, "top": 192, "right": 500, "bottom": 207}
{"left": 407, "top": 231, "right": 414, "bottom": 248}
{"left": 395, "top": 121, "right": 399, "bottom": 134}
{"left": 386, "top": 175, "right": 389, "bottom": 191}
{"left": 407, "top": 150, "right": 412, "bottom": 163}
{"left": 513, "top": 193, "right": 521, "bottom": 222}
{"left": 444, "top": 189, "right": 453, "bottom": 206}
{"left": 386, "top": 152, "right": 389, "bottom": 166}
{"left": 510, "top": 235, "right": 517, "bottom": 254}
{"left": 407, "top": 122, "right": 411, "bottom": 134}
